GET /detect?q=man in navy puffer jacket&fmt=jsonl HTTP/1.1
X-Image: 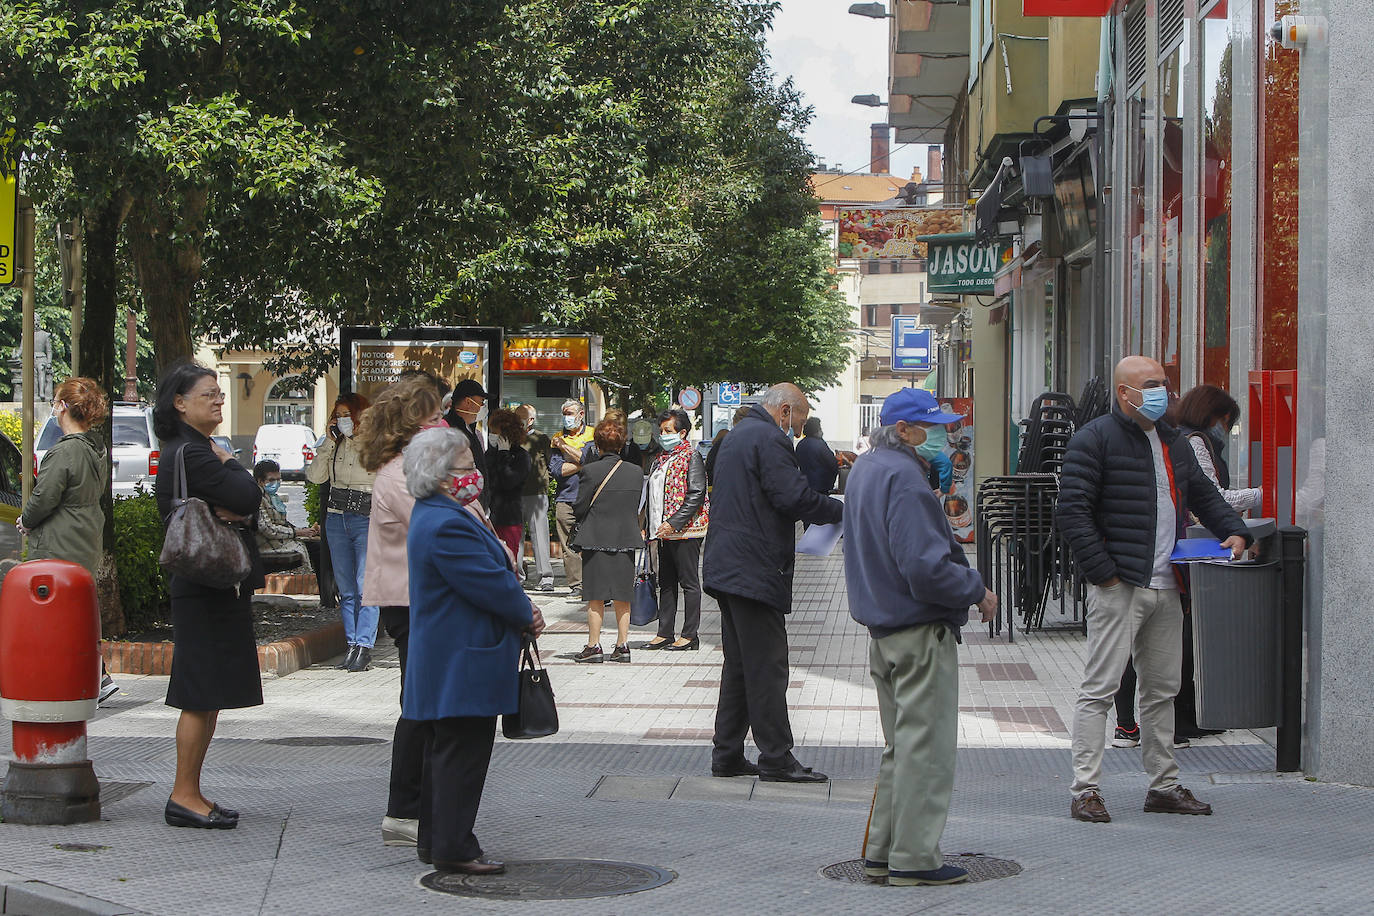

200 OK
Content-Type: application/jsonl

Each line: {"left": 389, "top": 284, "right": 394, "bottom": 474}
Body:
{"left": 1056, "top": 356, "right": 1251, "bottom": 825}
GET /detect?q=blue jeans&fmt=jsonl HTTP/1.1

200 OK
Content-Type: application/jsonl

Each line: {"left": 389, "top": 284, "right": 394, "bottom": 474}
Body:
{"left": 325, "top": 511, "right": 379, "bottom": 648}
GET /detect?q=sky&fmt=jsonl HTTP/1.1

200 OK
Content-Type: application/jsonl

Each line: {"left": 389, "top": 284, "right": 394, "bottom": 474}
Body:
{"left": 764, "top": 0, "right": 928, "bottom": 180}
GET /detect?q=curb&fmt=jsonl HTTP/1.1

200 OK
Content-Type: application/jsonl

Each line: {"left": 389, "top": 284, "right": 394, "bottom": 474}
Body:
{"left": 101, "top": 622, "right": 346, "bottom": 680}
{"left": 0, "top": 869, "right": 146, "bottom": 915}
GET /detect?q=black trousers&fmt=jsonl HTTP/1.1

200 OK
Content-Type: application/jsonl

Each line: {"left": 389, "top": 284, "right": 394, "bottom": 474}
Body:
{"left": 416, "top": 716, "right": 497, "bottom": 865}
{"left": 712, "top": 593, "right": 797, "bottom": 772}
{"left": 1114, "top": 597, "right": 1198, "bottom": 731}
{"left": 655, "top": 538, "right": 703, "bottom": 641}
{"left": 381, "top": 605, "right": 429, "bottom": 820}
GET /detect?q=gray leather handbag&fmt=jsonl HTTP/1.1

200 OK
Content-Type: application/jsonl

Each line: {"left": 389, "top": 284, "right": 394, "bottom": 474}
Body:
{"left": 159, "top": 445, "right": 252, "bottom": 589}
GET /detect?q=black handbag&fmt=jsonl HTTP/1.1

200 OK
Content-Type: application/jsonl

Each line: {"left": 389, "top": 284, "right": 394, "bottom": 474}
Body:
{"left": 630, "top": 549, "right": 659, "bottom": 626}
{"left": 502, "top": 639, "right": 559, "bottom": 739}
{"left": 159, "top": 445, "right": 253, "bottom": 589}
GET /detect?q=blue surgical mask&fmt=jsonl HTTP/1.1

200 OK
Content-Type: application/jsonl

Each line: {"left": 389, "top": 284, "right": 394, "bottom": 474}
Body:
{"left": 563, "top": 414, "right": 579, "bottom": 430}
{"left": 659, "top": 432, "right": 683, "bottom": 450}
{"left": 915, "top": 425, "right": 947, "bottom": 460}
{"left": 1127, "top": 385, "right": 1169, "bottom": 422}
{"left": 264, "top": 481, "right": 281, "bottom": 495}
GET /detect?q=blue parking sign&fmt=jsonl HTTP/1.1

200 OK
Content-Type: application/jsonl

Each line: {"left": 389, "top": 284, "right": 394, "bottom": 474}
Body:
{"left": 718, "top": 383, "right": 741, "bottom": 406}
{"left": 891, "top": 317, "right": 933, "bottom": 372}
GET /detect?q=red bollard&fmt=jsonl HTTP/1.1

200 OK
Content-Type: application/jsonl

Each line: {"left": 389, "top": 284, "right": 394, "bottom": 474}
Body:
{"left": 0, "top": 559, "right": 102, "bottom": 824}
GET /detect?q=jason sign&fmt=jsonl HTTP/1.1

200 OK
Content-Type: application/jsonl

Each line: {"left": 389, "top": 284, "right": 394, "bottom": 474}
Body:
{"left": 921, "top": 233, "right": 1013, "bottom": 295}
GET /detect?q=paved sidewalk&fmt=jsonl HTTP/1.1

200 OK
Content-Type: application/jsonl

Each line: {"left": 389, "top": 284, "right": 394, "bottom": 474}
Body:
{"left": 1, "top": 549, "right": 1370, "bottom": 914}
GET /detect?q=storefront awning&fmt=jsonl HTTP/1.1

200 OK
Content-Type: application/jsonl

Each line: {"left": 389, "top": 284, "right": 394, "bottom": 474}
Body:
{"left": 1022, "top": 0, "right": 1113, "bottom": 16}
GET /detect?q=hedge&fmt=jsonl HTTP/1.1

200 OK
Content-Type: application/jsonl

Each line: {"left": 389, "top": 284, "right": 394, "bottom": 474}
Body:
{"left": 113, "top": 488, "right": 169, "bottom": 634}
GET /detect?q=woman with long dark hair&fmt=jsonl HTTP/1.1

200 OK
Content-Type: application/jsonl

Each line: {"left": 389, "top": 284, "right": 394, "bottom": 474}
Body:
{"left": 153, "top": 363, "right": 263, "bottom": 829}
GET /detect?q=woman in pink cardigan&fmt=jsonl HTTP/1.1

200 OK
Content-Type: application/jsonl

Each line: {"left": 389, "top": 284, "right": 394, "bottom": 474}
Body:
{"left": 355, "top": 373, "right": 447, "bottom": 850}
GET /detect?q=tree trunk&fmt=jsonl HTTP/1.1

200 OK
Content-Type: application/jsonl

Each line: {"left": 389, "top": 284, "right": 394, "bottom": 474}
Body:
{"left": 127, "top": 190, "right": 206, "bottom": 370}
{"left": 81, "top": 194, "right": 132, "bottom": 637}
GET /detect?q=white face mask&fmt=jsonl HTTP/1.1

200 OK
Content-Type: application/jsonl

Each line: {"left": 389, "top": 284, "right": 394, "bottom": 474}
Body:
{"left": 336, "top": 417, "right": 355, "bottom": 437}
{"left": 527, "top": 415, "right": 538, "bottom": 430}
{"left": 563, "top": 414, "right": 580, "bottom": 430}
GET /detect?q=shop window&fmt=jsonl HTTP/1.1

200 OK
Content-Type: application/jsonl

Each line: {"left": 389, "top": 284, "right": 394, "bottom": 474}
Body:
{"left": 1200, "top": 6, "right": 1232, "bottom": 389}
{"left": 1258, "top": 0, "right": 1300, "bottom": 371}
{"left": 1158, "top": 32, "right": 1189, "bottom": 392}
{"left": 263, "top": 376, "right": 313, "bottom": 427}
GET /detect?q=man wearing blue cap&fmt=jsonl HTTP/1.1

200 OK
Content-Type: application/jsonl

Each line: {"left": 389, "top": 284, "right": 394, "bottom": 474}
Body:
{"left": 843, "top": 387, "right": 998, "bottom": 887}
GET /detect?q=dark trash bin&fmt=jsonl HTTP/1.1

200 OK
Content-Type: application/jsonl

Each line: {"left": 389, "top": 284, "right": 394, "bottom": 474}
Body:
{"left": 1187, "top": 518, "right": 1281, "bottom": 729}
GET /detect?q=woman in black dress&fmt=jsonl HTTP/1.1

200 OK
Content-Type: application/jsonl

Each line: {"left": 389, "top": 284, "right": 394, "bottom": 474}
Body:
{"left": 570, "top": 419, "right": 644, "bottom": 664}
{"left": 153, "top": 363, "right": 265, "bottom": 829}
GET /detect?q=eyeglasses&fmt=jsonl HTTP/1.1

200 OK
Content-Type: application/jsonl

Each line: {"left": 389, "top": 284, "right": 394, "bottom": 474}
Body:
{"left": 193, "top": 390, "right": 226, "bottom": 403}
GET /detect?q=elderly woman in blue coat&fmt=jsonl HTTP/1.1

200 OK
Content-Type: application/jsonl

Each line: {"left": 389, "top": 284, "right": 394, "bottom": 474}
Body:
{"left": 402, "top": 426, "right": 545, "bottom": 875}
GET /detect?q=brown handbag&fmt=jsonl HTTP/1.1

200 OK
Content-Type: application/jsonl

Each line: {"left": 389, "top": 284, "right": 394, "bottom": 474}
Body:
{"left": 158, "top": 444, "right": 253, "bottom": 589}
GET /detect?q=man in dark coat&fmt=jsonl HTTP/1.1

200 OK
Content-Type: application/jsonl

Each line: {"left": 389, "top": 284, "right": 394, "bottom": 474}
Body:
{"left": 795, "top": 417, "right": 838, "bottom": 495}
{"left": 703, "top": 383, "right": 843, "bottom": 782}
{"left": 1056, "top": 355, "right": 1252, "bottom": 825}
{"left": 444, "top": 378, "right": 490, "bottom": 509}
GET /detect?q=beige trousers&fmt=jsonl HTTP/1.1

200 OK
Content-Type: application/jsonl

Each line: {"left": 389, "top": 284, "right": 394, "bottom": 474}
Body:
{"left": 866, "top": 623, "right": 959, "bottom": 872}
{"left": 1070, "top": 582, "right": 1183, "bottom": 796}
{"left": 554, "top": 501, "right": 582, "bottom": 587}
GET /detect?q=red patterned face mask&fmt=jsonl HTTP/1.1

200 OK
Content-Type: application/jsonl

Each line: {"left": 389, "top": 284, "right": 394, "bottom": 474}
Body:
{"left": 450, "top": 470, "right": 484, "bottom": 506}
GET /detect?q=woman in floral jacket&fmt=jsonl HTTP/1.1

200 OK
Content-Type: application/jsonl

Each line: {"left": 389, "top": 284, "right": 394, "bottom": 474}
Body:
{"left": 253, "top": 460, "right": 316, "bottom": 574}
{"left": 639, "top": 408, "right": 709, "bottom": 651}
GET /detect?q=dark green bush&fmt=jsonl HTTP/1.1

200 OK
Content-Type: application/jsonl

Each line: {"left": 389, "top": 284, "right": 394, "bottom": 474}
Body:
{"left": 304, "top": 481, "right": 322, "bottom": 527}
{"left": 113, "top": 489, "right": 169, "bottom": 634}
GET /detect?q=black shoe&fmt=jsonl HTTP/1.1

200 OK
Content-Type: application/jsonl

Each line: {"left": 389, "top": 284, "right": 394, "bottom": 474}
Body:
{"left": 348, "top": 647, "right": 372, "bottom": 672}
{"left": 165, "top": 798, "right": 237, "bottom": 829}
{"left": 608, "top": 644, "right": 631, "bottom": 663}
{"left": 759, "top": 762, "right": 828, "bottom": 783}
{"left": 435, "top": 858, "right": 506, "bottom": 876}
{"left": 638, "top": 638, "right": 673, "bottom": 650}
{"left": 573, "top": 644, "right": 603, "bottom": 663}
{"left": 1177, "top": 726, "right": 1225, "bottom": 739}
{"left": 711, "top": 759, "right": 760, "bottom": 778}
{"left": 212, "top": 803, "right": 239, "bottom": 820}
{"left": 337, "top": 646, "right": 359, "bottom": 670}
{"left": 664, "top": 636, "right": 699, "bottom": 651}
{"left": 417, "top": 847, "right": 432, "bottom": 865}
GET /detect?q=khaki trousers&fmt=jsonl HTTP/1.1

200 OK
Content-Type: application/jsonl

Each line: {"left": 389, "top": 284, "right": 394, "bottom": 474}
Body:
{"left": 866, "top": 623, "right": 959, "bottom": 872}
{"left": 1070, "top": 582, "right": 1183, "bottom": 796}
{"left": 554, "top": 501, "right": 582, "bottom": 587}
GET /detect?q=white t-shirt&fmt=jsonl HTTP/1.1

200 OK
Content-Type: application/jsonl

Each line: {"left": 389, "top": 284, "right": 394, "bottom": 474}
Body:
{"left": 647, "top": 463, "right": 668, "bottom": 534}
{"left": 1146, "top": 428, "right": 1177, "bottom": 589}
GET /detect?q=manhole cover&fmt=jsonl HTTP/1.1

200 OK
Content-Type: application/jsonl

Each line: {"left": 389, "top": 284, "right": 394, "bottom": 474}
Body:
{"left": 263, "top": 736, "right": 386, "bottom": 747}
{"left": 420, "top": 859, "right": 675, "bottom": 900}
{"left": 821, "top": 855, "right": 1022, "bottom": 884}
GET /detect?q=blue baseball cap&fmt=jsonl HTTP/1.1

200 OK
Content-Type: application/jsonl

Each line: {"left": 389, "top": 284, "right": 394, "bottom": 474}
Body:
{"left": 879, "top": 388, "right": 966, "bottom": 426}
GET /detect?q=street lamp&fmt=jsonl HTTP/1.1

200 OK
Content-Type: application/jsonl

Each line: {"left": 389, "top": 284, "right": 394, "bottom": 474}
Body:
{"left": 848, "top": 2, "right": 891, "bottom": 17}
{"left": 851, "top": 94, "right": 886, "bottom": 107}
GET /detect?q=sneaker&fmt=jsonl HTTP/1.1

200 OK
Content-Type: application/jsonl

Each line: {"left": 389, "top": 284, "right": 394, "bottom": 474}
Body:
{"left": 568, "top": 584, "right": 582, "bottom": 598}
{"left": 98, "top": 674, "right": 120, "bottom": 706}
{"left": 608, "top": 644, "right": 631, "bottom": 663}
{"left": 538, "top": 579, "right": 555, "bottom": 592}
{"left": 381, "top": 815, "right": 418, "bottom": 846}
{"left": 1111, "top": 725, "right": 1141, "bottom": 748}
{"left": 888, "top": 864, "right": 969, "bottom": 886}
{"left": 862, "top": 859, "right": 889, "bottom": 878}
{"left": 573, "top": 644, "right": 603, "bottom": 664}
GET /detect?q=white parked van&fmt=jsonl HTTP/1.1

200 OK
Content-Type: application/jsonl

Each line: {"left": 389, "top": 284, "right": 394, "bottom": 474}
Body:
{"left": 252, "top": 424, "right": 318, "bottom": 479}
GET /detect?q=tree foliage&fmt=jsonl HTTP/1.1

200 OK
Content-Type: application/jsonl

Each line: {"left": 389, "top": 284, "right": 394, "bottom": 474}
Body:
{"left": 0, "top": 0, "right": 849, "bottom": 406}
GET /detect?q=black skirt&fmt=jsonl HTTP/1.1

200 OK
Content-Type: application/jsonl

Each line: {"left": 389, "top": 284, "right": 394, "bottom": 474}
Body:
{"left": 580, "top": 550, "right": 635, "bottom": 603}
{"left": 165, "top": 579, "right": 264, "bottom": 711}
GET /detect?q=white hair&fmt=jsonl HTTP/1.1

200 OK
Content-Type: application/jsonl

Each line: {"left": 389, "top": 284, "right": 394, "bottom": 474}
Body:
{"left": 561, "top": 399, "right": 584, "bottom": 415}
{"left": 868, "top": 424, "right": 907, "bottom": 451}
{"left": 403, "top": 427, "right": 470, "bottom": 499}
{"left": 760, "top": 384, "right": 807, "bottom": 412}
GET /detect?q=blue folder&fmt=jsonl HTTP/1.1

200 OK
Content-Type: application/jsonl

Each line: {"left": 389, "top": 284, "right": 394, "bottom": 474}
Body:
{"left": 1170, "top": 538, "right": 1233, "bottom": 563}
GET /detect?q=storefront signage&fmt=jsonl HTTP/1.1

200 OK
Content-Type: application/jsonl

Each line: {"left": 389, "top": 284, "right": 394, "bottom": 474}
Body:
{"left": 836, "top": 208, "right": 963, "bottom": 259}
{"left": 1022, "top": 0, "right": 1113, "bottom": 16}
{"left": 503, "top": 336, "right": 595, "bottom": 374}
{"left": 350, "top": 338, "right": 489, "bottom": 403}
{"left": 919, "top": 233, "right": 1013, "bottom": 295}
{"left": 891, "top": 317, "right": 934, "bottom": 372}
{"left": 0, "top": 141, "right": 16, "bottom": 287}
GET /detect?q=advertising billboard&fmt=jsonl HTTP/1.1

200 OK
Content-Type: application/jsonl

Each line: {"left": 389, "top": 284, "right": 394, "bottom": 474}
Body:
{"left": 340, "top": 326, "right": 502, "bottom": 406}
{"left": 835, "top": 207, "right": 963, "bottom": 259}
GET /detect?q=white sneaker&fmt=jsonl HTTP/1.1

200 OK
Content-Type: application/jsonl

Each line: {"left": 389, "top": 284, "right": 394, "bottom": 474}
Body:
{"left": 98, "top": 674, "right": 120, "bottom": 706}
{"left": 381, "top": 815, "right": 418, "bottom": 846}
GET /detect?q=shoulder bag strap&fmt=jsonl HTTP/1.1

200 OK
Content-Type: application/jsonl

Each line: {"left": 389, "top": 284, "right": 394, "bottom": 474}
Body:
{"left": 176, "top": 442, "right": 189, "bottom": 503}
{"left": 585, "top": 458, "right": 622, "bottom": 516}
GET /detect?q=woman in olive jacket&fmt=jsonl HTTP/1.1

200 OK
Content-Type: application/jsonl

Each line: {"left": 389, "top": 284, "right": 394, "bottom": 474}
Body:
{"left": 21, "top": 378, "right": 110, "bottom": 577}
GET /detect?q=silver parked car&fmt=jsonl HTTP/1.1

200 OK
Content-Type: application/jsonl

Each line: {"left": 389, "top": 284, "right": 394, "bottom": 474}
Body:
{"left": 36, "top": 403, "right": 161, "bottom": 494}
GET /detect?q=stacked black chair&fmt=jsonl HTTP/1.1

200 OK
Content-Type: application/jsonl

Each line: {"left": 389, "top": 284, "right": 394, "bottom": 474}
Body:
{"left": 975, "top": 474, "right": 1063, "bottom": 641}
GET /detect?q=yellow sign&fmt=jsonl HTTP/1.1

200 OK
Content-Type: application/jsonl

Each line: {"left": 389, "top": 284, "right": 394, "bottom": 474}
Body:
{"left": 0, "top": 159, "right": 16, "bottom": 288}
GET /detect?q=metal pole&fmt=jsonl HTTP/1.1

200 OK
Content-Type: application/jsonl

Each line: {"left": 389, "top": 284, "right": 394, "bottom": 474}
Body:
{"left": 1276, "top": 525, "right": 1307, "bottom": 772}
{"left": 122, "top": 308, "right": 138, "bottom": 402}
{"left": 19, "top": 195, "right": 35, "bottom": 507}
